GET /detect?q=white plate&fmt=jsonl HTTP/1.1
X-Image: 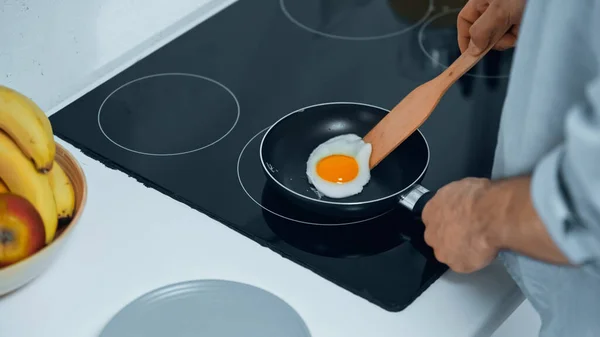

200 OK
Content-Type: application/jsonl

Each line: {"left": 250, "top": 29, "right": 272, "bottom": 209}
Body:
{"left": 99, "top": 279, "right": 311, "bottom": 337}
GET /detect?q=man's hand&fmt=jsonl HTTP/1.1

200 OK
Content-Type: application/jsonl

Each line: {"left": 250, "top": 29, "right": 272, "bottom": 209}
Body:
{"left": 422, "top": 176, "right": 571, "bottom": 273}
{"left": 421, "top": 178, "right": 500, "bottom": 273}
{"left": 458, "top": 0, "right": 527, "bottom": 55}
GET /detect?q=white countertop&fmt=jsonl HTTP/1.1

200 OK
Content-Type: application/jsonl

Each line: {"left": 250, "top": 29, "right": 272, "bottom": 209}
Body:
{"left": 0, "top": 1, "right": 524, "bottom": 336}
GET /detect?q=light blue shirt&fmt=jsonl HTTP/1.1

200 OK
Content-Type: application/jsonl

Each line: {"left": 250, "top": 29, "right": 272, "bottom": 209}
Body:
{"left": 491, "top": 0, "right": 600, "bottom": 336}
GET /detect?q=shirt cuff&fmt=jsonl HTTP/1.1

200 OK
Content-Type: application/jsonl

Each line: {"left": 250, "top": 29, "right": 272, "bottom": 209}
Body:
{"left": 530, "top": 145, "right": 600, "bottom": 266}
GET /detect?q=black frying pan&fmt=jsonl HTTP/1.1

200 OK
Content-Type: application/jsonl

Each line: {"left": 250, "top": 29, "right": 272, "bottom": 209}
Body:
{"left": 259, "top": 102, "right": 434, "bottom": 221}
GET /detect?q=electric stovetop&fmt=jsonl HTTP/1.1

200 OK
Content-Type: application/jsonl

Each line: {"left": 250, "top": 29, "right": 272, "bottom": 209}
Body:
{"left": 49, "top": 0, "right": 514, "bottom": 312}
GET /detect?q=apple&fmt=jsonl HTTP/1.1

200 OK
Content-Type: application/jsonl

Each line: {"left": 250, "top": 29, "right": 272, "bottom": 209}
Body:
{"left": 0, "top": 193, "right": 46, "bottom": 268}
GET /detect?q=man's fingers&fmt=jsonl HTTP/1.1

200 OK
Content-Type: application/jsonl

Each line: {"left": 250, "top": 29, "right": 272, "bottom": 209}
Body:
{"left": 457, "top": 16, "right": 474, "bottom": 53}
{"left": 457, "top": 18, "right": 472, "bottom": 54}
{"left": 433, "top": 249, "right": 447, "bottom": 265}
{"left": 510, "top": 23, "right": 520, "bottom": 37}
{"left": 457, "top": 0, "right": 485, "bottom": 54}
{"left": 493, "top": 33, "right": 517, "bottom": 50}
{"left": 423, "top": 227, "right": 434, "bottom": 246}
{"left": 468, "top": 0, "right": 512, "bottom": 54}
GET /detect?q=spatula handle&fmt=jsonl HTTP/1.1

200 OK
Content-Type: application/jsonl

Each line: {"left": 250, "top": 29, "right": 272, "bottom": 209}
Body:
{"left": 436, "top": 37, "right": 506, "bottom": 90}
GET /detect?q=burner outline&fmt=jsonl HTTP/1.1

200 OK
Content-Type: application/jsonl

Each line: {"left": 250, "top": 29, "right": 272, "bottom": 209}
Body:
{"left": 280, "top": 0, "right": 434, "bottom": 41}
{"left": 97, "top": 72, "right": 241, "bottom": 156}
{"left": 237, "top": 126, "right": 392, "bottom": 225}
{"left": 418, "top": 7, "right": 510, "bottom": 79}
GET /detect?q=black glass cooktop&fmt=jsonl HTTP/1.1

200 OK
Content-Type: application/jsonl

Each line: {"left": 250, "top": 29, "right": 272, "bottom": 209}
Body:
{"left": 49, "top": 0, "right": 513, "bottom": 312}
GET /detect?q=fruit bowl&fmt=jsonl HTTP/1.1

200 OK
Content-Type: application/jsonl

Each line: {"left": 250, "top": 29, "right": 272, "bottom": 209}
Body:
{"left": 0, "top": 142, "right": 87, "bottom": 296}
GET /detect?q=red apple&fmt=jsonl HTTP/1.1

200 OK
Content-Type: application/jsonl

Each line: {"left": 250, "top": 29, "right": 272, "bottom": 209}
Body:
{"left": 0, "top": 193, "right": 46, "bottom": 268}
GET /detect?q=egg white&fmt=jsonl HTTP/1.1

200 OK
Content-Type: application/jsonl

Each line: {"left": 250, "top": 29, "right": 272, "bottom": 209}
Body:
{"left": 306, "top": 133, "right": 372, "bottom": 199}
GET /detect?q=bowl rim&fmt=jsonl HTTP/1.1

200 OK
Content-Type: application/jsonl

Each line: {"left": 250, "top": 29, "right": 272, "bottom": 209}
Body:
{"left": 0, "top": 142, "right": 88, "bottom": 273}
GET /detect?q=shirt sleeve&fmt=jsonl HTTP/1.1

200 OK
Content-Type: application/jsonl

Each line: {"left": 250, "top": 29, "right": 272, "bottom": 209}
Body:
{"left": 530, "top": 70, "right": 600, "bottom": 272}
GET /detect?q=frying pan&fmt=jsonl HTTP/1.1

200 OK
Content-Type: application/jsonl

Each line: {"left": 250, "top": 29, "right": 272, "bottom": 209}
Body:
{"left": 259, "top": 102, "right": 434, "bottom": 221}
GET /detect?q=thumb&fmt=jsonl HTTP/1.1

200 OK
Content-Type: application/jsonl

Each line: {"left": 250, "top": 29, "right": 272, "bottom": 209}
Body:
{"left": 467, "top": 1, "right": 512, "bottom": 55}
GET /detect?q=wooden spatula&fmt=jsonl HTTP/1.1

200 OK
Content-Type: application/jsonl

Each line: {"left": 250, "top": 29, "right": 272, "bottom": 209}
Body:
{"left": 363, "top": 43, "right": 501, "bottom": 169}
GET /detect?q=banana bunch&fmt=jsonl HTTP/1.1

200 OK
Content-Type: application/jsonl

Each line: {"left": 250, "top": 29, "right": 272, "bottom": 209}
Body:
{"left": 0, "top": 179, "right": 8, "bottom": 193}
{"left": 0, "top": 85, "right": 75, "bottom": 244}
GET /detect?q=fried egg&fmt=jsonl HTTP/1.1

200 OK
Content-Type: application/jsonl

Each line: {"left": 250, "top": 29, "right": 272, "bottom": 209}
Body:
{"left": 306, "top": 133, "right": 372, "bottom": 199}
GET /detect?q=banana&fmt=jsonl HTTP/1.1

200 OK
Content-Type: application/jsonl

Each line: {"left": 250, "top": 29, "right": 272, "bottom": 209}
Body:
{"left": 0, "top": 179, "right": 9, "bottom": 193}
{"left": 48, "top": 160, "right": 75, "bottom": 220}
{"left": 0, "top": 130, "right": 58, "bottom": 243}
{"left": 0, "top": 85, "right": 55, "bottom": 172}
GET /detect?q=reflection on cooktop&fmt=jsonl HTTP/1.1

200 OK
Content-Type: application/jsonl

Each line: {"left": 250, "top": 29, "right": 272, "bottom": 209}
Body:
{"left": 261, "top": 182, "right": 416, "bottom": 258}
{"left": 281, "top": 0, "right": 433, "bottom": 40}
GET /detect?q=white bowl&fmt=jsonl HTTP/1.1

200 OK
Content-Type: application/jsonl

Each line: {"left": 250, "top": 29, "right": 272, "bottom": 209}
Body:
{"left": 0, "top": 142, "right": 88, "bottom": 296}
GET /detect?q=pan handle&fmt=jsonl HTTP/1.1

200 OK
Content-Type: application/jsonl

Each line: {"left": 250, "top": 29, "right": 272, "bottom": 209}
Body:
{"left": 398, "top": 184, "right": 434, "bottom": 217}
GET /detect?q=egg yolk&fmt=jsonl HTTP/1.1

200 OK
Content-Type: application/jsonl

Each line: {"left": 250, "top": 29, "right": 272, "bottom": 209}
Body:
{"left": 316, "top": 154, "right": 359, "bottom": 183}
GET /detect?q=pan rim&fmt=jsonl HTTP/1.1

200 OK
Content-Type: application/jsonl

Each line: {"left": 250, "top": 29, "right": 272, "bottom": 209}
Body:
{"left": 259, "top": 101, "right": 430, "bottom": 206}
